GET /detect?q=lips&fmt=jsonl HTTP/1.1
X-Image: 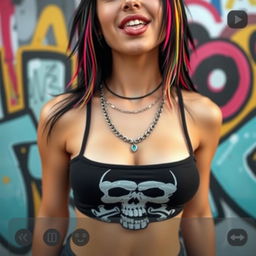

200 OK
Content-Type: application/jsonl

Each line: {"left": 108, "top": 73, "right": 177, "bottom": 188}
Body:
{"left": 119, "top": 14, "right": 151, "bottom": 29}
{"left": 122, "top": 23, "right": 150, "bottom": 36}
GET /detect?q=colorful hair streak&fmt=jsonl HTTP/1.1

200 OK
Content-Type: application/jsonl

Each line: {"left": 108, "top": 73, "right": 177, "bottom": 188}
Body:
{"left": 75, "top": 9, "right": 98, "bottom": 108}
{"left": 162, "top": 0, "right": 182, "bottom": 108}
{"left": 163, "top": 0, "right": 172, "bottom": 51}
{"left": 176, "top": 0, "right": 190, "bottom": 89}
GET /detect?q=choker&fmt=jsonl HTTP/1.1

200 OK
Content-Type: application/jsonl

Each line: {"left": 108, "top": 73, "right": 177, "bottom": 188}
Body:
{"left": 103, "top": 80, "right": 163, "bottom": 100}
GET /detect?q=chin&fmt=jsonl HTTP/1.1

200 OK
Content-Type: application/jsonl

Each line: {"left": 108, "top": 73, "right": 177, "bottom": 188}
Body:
{"left": 115, "top": 43, "right": 157, "bottom": 55}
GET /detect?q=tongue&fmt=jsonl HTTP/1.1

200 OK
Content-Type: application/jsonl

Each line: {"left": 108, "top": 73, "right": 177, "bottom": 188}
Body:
{"left": 123, "top": 24, "right": 145, "bottom": 32}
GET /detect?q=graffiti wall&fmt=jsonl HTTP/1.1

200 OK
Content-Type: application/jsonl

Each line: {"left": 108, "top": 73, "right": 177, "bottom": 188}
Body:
{"left": 0, "top": 0, "right": 255, "bottom": 255}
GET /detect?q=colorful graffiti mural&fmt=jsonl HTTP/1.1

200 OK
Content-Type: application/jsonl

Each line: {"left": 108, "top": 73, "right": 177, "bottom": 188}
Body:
{"left": 0, "top": 1, "right": 76, "bottom": 255}
{"left": 0, "top": 0, "right": 255, "bottom": 255}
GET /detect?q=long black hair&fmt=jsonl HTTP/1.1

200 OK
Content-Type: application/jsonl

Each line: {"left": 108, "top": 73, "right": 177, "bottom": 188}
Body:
{"left": 44, "top": 0, "right": 197, "bottom": 139}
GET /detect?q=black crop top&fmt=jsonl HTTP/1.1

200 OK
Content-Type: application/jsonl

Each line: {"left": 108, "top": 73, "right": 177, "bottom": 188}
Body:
{"left": 69, "top": 86, "right": 200, "bottom": 230}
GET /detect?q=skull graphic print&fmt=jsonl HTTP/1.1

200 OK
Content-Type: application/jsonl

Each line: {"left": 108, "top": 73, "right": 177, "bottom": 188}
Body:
{"left": 91, "top": 169, "right": 181, "bottom": 230}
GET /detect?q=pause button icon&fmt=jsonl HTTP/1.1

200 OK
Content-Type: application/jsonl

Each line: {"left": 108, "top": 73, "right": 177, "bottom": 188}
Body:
{"left": 43, "top": 229, "right": 61, "bottom": 246}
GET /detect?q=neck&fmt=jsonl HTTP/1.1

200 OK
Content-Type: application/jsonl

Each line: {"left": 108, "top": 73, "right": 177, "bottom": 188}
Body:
{"left": 105, "top": 48, "right": 163, "bottom": 98}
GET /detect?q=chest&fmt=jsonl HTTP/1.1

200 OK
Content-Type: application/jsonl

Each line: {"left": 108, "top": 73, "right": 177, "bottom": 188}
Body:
{"left": 66, "top": 101, "right": 199, "bottom": 165}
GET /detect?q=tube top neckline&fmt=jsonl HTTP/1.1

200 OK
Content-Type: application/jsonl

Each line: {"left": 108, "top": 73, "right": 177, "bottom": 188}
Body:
{"left": 69, "top": 154, "right": 196, "bottom": 169}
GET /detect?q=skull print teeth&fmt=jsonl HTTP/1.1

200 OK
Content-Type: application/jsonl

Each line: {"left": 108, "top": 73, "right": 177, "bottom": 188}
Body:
{"left": 122, "top": 206, "right": 146, "bottom": 217}
{"left": 121, "top": 215, "right": 149, "bottom": 230}
{"left": 121, "top": 215, "right": 149, "bottom": 223}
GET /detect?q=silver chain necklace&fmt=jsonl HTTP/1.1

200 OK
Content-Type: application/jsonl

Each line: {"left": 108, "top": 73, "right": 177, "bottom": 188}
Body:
{"left": 100, "top": 85, "right": 165, "bottom": 153}
{"left": 103, "top": 96, "right": 161, "bottom": 114}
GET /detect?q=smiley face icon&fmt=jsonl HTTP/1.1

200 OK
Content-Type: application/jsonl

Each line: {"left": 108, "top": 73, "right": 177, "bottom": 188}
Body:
{"left": 72, "top": 228, "right": 90, "bottom": 246}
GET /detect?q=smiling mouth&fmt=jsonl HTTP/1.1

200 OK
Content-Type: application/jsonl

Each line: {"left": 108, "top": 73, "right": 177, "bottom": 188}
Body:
{"left": 119, "top": 20, "right": 151, "bottom": 29}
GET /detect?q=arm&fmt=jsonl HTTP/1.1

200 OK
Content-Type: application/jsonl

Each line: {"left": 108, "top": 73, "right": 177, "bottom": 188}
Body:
{"left": 32, "top": 96, "right": 71, "bottom": 256}
{"left": 180, "top": 96, "right": 223, "bottom": 256}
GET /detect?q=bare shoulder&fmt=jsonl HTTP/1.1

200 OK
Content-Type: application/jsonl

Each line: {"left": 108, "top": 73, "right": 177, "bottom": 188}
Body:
{"left": 38, "top": 93, "right": 85, "bottom": 142}
{"left": 181, "top": 89, "right": 223, "bottom": 128}
{"left": 39, "top": 93, "right": 72, "bottom": 121}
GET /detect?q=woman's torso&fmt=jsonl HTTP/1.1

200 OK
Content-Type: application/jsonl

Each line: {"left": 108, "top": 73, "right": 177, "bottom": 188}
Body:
{"left": 65, "top": 87, "right": 200, "bottom": 256}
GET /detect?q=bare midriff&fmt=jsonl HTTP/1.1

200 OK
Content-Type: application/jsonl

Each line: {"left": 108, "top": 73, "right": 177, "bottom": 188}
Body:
{"left": 69, "top": 207, "right": 183, "bottom": 256}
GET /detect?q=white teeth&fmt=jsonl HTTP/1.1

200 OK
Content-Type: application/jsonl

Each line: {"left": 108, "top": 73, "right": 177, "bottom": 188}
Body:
{"left": 134, "top": 223, "right": 140, "bottom": 229}
{"left": 121, "top": 215, "right": 149, "bottom": 230}
{"left": 125, "top": 19, "right": 146, "bottom": 27}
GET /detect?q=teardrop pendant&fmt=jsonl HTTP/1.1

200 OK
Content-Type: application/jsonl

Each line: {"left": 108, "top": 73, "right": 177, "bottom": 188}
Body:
{"left": 131, "top": 144, "right": 138, "bottom": 152}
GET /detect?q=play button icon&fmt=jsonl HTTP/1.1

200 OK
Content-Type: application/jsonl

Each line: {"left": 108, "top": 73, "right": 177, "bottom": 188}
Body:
{"left": 228, "top": 10, "right": 247, "bottom": 28}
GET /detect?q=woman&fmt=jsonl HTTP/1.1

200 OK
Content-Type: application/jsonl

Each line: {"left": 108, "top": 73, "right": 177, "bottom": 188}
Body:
{"left": 33, "top": 0, "right": 222, "bottom": 255}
